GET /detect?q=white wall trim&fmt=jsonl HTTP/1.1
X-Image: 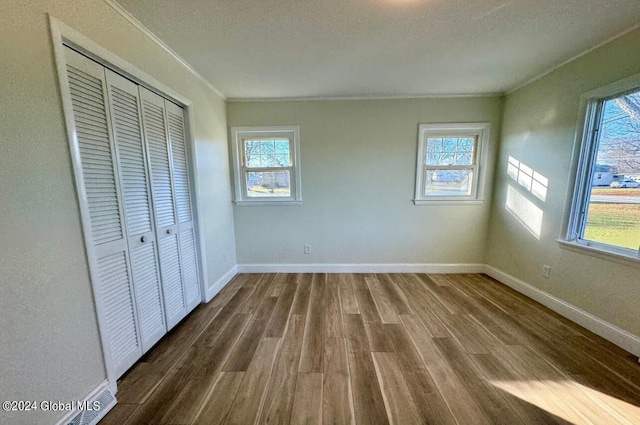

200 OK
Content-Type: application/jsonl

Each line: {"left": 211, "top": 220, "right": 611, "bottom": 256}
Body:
{"left": 230, "top": 126, "right": 302, "bottom": 205}
{"left": 506, "top": 21, "right": 640, "bottom": 95}
{"left": 53, "top": 380, "right": 116, "bottom": 425}
{"left": 227, "top": 92, "right": 503, "bottom": 102}
{"left": 484, "top": 265, "right": 640, "bottom": 358}
{"left": 205, "top": 266, "right": 238, "bottom": 302}
{"left": 414, "top": 122, "right": 490, "bottom": 204}
{"left": 102, "top": 0, "right": 226, "bottom": 100}
{"left": 237, "top": 263, "right": 485, "bottom": 274}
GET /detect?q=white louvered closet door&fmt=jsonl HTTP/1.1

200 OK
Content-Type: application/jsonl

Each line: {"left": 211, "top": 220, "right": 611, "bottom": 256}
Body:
{"left": 63, "top": 47, "right": 143, "bottom": 377}
{"left": 105, "top": 70, "right": 167, "bottom": 352}
{"left": 140, "top": 87, "right": 187, "bottom": 329}
{"left": 165, "top": 101, "right": 201, "bottom": 312}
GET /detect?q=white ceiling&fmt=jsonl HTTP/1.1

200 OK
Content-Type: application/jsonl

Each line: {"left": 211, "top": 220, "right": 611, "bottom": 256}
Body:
{"left": 115, "top": 0, "right": 640, "bottom": 100}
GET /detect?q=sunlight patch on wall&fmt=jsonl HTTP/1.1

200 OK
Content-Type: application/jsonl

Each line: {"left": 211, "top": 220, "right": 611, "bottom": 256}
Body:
{"left": 490, "top": 379, "right": 640, "bottom": 424}
{"left": 506, "top": 185, "right": 543, "bottom": 238}
{"left": 507, "top": 156, "right": 548, "bottom": 201}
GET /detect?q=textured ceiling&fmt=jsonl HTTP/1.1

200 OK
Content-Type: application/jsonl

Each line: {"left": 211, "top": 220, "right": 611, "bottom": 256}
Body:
{"left": 115, "top": 0, "right": 640, "bottom": 99}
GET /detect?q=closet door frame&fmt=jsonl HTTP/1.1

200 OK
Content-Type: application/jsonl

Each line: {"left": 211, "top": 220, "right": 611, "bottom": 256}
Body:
{"left": 50, "top": 16, "right": 209, "bottom": 393}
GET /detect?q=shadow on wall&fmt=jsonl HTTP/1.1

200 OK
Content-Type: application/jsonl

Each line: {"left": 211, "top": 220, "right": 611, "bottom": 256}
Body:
{"left": 505, "top": 156, "right": 549, "bottom": 239}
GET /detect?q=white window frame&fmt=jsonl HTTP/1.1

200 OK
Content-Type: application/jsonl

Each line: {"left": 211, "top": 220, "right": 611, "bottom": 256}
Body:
{"left": 414, "top": 122, "right": 489, "bottom": 205}
{"left": 561, "top": 73, "right": 640, "bottom": 264}
{"left": 231, "top": 126, "right": 302, "bottom": 206}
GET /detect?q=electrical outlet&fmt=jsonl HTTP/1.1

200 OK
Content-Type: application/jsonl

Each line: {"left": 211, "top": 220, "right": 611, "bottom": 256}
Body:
{"left": 542, "top": 265, "right": 551, "bottom": 279}
{"left": 304, "top": 244, "right": 311, "bottom": 254}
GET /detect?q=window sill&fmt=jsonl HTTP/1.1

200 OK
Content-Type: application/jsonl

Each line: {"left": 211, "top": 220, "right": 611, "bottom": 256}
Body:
{"left": 557, "top": 239, "right": 640, "bottom": 269}
{"left": 413, "top": 199, "right": 484, "bottom": 206}
{"left": 233, "top": 200, "right": 302, "bottom": 207}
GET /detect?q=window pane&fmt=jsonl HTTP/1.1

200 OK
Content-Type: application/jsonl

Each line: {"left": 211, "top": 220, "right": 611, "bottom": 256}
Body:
{"left": 582, "top": 89, "right": 640, "bottom": 250}
{"left": 425, "top": 137, "right": 475, "bottom": 165}
{"left": 427, "top": 138, "right": 443, "bottom": 152}
{"left": 244, "top": 139, "right": 290, "bottom": 168}
{"left": 424, "top": 169, "right": 473, "bottom": 196}
{"left": 275, "top": 140, "right": 290, "bottom": 153}
{"left": 246, "top": 170, "right": 291, "bottom": 197}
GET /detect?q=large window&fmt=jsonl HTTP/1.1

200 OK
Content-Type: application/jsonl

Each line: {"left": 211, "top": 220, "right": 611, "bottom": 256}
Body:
{"left": 414, "top": 123, "right": 489, "bottom": 205}
{"left": 567, "top": 82, "right": 640, "bottom": 259}
{"left": 230, "top": 126, "right": 302, "bottom": 205}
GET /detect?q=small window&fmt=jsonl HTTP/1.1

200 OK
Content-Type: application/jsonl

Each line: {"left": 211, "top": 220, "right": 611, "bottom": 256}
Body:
{"left": 414, "top": 123, "right": 489, "bottom": 205}
{"left": 568, "top": 85, "right": 640, "bottom": 258}
{"left": 230, "top": 126, "right": 302, "bottom": 205}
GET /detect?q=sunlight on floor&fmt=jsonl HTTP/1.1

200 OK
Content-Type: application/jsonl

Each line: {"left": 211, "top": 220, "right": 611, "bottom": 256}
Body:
{"left": 490, "top": 379, "right": 640, "bottom": 425}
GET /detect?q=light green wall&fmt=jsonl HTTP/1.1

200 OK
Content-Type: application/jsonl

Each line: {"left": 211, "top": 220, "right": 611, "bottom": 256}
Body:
{"left": 228, "top": 98, "right": 503, "bottom": 265}
{"left": 486, "top": 27, "right": 640, "bottom": 337}
{"left": 0, "top": 1, "right": 235, "bottom": 424}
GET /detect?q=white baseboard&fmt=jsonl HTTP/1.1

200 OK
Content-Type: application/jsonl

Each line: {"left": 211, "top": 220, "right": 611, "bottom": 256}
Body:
{"left": 205, "top": 265, "right": 238, "bottom": 302}
{"left": 484, "top": 265, "right": 640, "bottom": 358}
{"left": 53, "top": 380, "right": 116, "bottom": 425}
{"left": 236, "top": 263, "right": 485, "bottom": 274}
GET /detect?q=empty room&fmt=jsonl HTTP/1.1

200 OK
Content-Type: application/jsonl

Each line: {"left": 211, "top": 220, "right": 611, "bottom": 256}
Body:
{"left": 3, "top": 0, "right": 640, "bottom": 424}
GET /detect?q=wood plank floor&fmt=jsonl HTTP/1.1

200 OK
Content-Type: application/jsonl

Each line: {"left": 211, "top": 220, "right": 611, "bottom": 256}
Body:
{"left": 99, "top": 273, "right": 640, "bottom": 425}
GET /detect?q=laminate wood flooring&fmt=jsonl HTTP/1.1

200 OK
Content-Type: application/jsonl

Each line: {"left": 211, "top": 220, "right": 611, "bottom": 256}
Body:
{"left": 99, "top": 273, "right": 640, "bottom": 425}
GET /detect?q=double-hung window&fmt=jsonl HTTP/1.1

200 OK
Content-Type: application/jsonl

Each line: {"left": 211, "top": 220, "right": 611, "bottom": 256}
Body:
{"left": 414, "top": 123, "right": 489, "bottom": 205}
{"left": 231, "top": 126, "right": 302, "bottom": 206}
{"left": 566, "top": 79, "right": 640, "bottom": 260}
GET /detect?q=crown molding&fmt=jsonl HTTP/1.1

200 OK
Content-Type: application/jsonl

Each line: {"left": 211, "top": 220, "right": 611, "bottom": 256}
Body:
{"left": 227, "top": 92, "right": 504, "bottom": 102}
{"left": 103, "top": 0, "right": 226, "bottom": 100}
{"left": 507, "top": 21, "right": 640, "bottom": 95}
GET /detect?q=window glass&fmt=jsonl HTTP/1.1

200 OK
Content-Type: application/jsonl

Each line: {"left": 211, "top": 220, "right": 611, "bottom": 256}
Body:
{"left": 425, "top": 137, "right": 475, "bottom": 166}
{"left": 244, "top": 139, "right": 291, "bottom": 167}
{"left": 581, "top": 90, "right": 640, "bottom": 250}
{"left": 424, "top": 169, "right": 473, "bottom": 196}
{"left": 246, "top": 170, "right": 291, "bottom": 197}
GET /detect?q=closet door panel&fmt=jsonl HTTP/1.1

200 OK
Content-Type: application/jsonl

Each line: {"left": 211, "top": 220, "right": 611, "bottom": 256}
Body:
{"left": 166, "top": 101, "right": 201, "bottom": 310}
{"left": 140, "top": 87, "right": 186, "bottom": 329}
{"left": 64, "top": 47, "right": 142, "bottom": 378}
{"left": 106, "top": 70, "right": 166, "bottom": 351}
